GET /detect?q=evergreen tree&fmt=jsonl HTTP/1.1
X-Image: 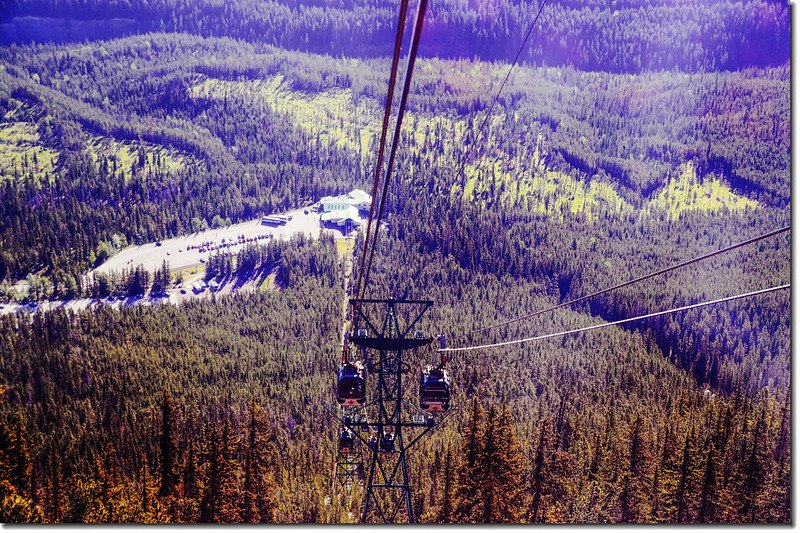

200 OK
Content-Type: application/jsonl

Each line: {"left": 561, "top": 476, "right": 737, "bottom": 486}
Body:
{"left": 621, "top": 415, "right": 651, "bottom": 522}
{"left": 199, "top": 426, "right": 221, "bottom": 523}
{"left": 158, "top": 390, "right": 179, "bottom": 498}
{"left": 240, "top": 399, "right": 278, "bottom": 523}
{"left": 696, "top": 441, "right": 718, "bottom": 523}
{"left": 619, "top": 475, "right": 634, "bottom": 522}
{"left": 453, "top": 398, "right": 484, "bottom": 523}
{"left": 434, "top": 449, "right": 455, "bottom": 523}
{"left": 527, "top": 415, "right": 572, "bottom": 523}
{"left": 48, "top": 448, "right": 62, "bottom": 523}
{"left": 478, "top": 406, "right": 501, "bottom": 523}
{"left": 528, "top": 418, "right": 548, "bottom": 522}
{"left": 180, "top": 441, "right": 200, "bottom": 523}
{"left": 739, "top": 409, "right": 769, "bottom": 522}
{"left": 0, "top": 416, "right": 41, "bottom": 523}
{"left": 9, "top": 416, "right": 30, "bottom": 495}
{"left": 479, "top": 405, "right": 526, "bottom": 523}
{"left": 674, "top": 434, "right": 695, "bottom": 523}
{"left": 199, "top": 420, "right": 240, "bottom": 523}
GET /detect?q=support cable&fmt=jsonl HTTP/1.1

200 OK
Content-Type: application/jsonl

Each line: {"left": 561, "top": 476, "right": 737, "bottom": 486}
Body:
{"left": 452, "top": 225, "right": 790, "bottom": 340}
{"left": 440, "top": 284, "right": 789, "bottom": 353}
{"left": 360, "top": 0, "right": 429, "bottom": 299}
{"left": 351, "top": 0, "right": 411, "bottom": 341}
{"left": 450, "top": 0, "right": 547, "bottom": 184}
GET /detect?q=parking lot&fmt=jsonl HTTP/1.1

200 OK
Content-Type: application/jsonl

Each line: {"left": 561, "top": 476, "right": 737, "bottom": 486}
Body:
{"left": 93, "top": 206, "right": 323, "bottom": 276}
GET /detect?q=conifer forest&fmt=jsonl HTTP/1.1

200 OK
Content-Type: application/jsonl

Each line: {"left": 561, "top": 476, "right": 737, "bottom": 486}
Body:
{"left": 0, "top": 0, "right": 791, "bottom": 524}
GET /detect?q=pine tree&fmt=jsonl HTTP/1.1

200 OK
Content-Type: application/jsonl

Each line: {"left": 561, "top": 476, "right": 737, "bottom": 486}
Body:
{"left": 773, "top": 391, "right": 789, "bottom": 462}
{"left": 199, "top": 425, "right": 222, "bottom": 523}
{"left": 588, "top": 433, "right": 602, "bottom": 481}
{"left": 97, "top": 445, "right": 120, "bottom": 521}
{"left": 654, "top": 425, "right": 678, "bottom": 521}
{"left": 241, "top": 411, "right": 259, "bottom": 523}
{"left": 453, "top": 403, "right": 527, "bottom": 523}
{"left": 528, "top": 418, "right": 549, "bottom": 522}
{"left": 485, "top": 405, "right": 526, "bottom": 523}
{"left": 696, "top": 441, "right": 718, "bottom": 523}
{"left": 158, "top": 390, "right": 179, "bottom": 498}
{"left": 10, "top": 416, "right": 30, "bottom": 494}
{"left": 435, "top": 449, "right": 455, "bottom": 523}
{"left": 0, "top": 416, "right": 41, "bottom": 523}
{"left": 526, "top": 413, "right": 573, "bottom": 524}
{"left": 621, "top": 415, "right": 651, "bottom": 522}
{"left": 219, "top": 418, "right": 241, "bottom": 522}
{"left": 199, "top": 420, "right": 240, "bottom": 523}
{"left": 29, "top": 456, "right": 39, "bottom": 511}
{"left": 674, "top": 434, "right": 694, "bottom": 523}
{"left": 453, "top": 398, "right": 484, "bottom": 523}
{"left": 740, "top": 409, "right": 768, "bottom": 522}
{"left": 140, "top": 453, "right": 153, "bottom": 521}
{"left": 241, "top": 399, "right": 278, "bottom": 523}
{"left": 479, "top": 405, "right": 501, "bottom": 523}
{"left": 180, "top": 441, "right": 200, "bottom": 523}
{"left": 765, "top": 453, "right": 790, "bottom": 524}
{"left": 48, "top": 448, "right": 61, "bottom": 523}
{"left": 619, "top": 475, "right": 634, "bottom": 522}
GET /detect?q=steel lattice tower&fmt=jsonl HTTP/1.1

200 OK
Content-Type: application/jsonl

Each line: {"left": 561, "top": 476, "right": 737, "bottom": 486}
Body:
{"left": 343, "top": 298, "right": 436, "bottom": 523}
{"left": 335, "top": 407, "right": 364, "bottom": 491}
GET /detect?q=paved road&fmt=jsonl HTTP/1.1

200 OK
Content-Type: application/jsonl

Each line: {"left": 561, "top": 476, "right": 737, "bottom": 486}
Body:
{"left": 93, "top": 206, "right": 323, "bottom": 276}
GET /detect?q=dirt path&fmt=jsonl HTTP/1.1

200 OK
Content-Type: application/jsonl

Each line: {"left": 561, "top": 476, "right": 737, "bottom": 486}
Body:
{"left": 338, "top": 237, "right": 355, "bottom": 353}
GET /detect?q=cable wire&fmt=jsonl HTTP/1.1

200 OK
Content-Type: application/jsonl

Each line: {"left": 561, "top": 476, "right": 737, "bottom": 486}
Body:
{"left": 440, "top": 284, "right": 789, "bottom": 353}
{"left": 359, "top": 0, "right": 546, "bottom": 302}
{"left": 350, "top": 0, "right": 411, "bottom": 339}
{"left": 360, "top": 0, "right": 429, "bottom": 299}
{"left": 450, "top": 0, "right": 547, "bottom": 184}
{"left": 453, "top": 225, "right": 790, "bottom": 340}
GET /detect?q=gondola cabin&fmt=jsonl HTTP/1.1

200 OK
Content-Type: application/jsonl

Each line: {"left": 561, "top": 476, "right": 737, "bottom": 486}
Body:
{"left": 380, "top": 432, "right": 395, "bottom": 453}
{"left": 337, "top": 362, "right": 366, "bottom": 406}
{"left": 338, "top": 430, "right": 355, "bottom": 453}
{"left": 420, "top": 365, "right": 451, "bottom": 412}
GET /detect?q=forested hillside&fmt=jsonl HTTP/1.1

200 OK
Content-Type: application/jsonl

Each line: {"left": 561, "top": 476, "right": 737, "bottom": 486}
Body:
{"left": 0, "top": 35, "right": 789, "bottom": 283}
{"left": 0, "top": 221, "right": 790, "bottom": 523}
{"left": 0, "top": 0, "right": 791, "bottom": 525}
{"left": 1, "top": 0, "right": 790, "bottom": 73}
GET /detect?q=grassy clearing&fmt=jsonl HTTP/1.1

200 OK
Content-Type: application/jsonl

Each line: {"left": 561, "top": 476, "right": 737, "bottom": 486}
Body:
{"left": 191, "top": 76, "right": 373, "bottom": 151}
{"left": 258, "top": 272, "right": 277, "bottom": 292}
{"left": 334, "top": 237, "right": 352, "bottom": 259}
{"left": 172, "top": 264, "right": 206, "bottom": 285}
{"left": 190, "top": 76, "right": 467, "bottom": 155}
{"left": 87, "top": 136, "right": 189, "bottom": 182}
{"left": 0, "top": 122, "right": 60, "bottom": 184}
{"left": 646, "top": 162, "right": 759, "bottom": 217}
{"left": 189, "top": 77, "right": 756, "bottom": 224}
{"left": 458, "top": 135, "right": 633, "bottom": 221}
{"left": 0, "top": 119, "right": 189, "bottom": 185}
